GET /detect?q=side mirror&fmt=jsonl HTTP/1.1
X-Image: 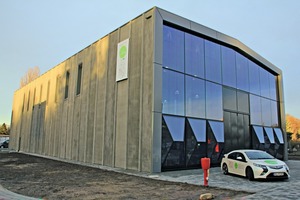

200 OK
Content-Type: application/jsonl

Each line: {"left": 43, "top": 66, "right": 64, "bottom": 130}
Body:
{"left": 237, "top": 156, "right": 243, "bottom": 161}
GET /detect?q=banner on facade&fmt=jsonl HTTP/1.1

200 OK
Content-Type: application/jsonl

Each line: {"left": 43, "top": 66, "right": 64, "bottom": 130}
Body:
{"left": 116, "top": 38, "right": 129, "bottom": 82}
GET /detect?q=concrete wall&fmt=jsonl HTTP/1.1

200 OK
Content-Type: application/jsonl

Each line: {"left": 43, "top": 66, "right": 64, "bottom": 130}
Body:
{"left": 10, "top": 9, "right": 155, "bottom": 172}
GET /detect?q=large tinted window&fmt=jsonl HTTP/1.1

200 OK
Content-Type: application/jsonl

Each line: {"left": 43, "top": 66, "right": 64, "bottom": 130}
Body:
{"left": 205, "top": 40, "right": 221, "bottom": 84}
{"left": 250, "top": 95, "right": 262, "bottom": 125}
{"left": 249, "top": 61, "right": 260, "bottom": 95}
{"left": 269, "top": 74, "right": 277, "bottom": 101}
{"left": 185, "top": 76, "right": 205, "bottom": 118}
{"left": 261, "top": 98, "right": 271, "bottom": 126}
{"left": 188, "top": 118, "right": 206, "bottom": 142}
{"left": 162, "top": 69, "right": 185, "bottom": 115}
{"left": 222, "top": 46, "right": 236, "bottom": 88}
{"left": 237, "top": 91, "right": 249, "bottom": 114}
{"left": 260, "top": 68, "right": 270, "bottom": 99}
{"left": 223, "top": 87, "right": 237, "bottom": 111}
{"left": 185, "top": 33, "right": 205, "bottom": 78}
{"left": 163, "top": 26, "right": 184, "bottom": 72}
{"left": 164, "top": 115, "right": 185, "bottom": 141}
{"left": 209, "top": 121, "right": 224, "bottom": 142}
{"left": 271, "top": 101, "right": 279, "bottom": 127}
{"left": 236, "top": 53, "right": 249, "bottom": 92}
{"left": 206, "top": 82, "right": 223, "bottom": 120}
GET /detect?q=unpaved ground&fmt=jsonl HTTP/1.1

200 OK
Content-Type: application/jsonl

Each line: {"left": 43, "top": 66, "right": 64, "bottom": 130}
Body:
{"left": 0, "top": 152, "right": 250, "bottom": 199}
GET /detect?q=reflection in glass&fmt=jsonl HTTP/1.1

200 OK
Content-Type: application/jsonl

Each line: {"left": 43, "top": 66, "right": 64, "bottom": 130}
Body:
{"left": 222, "top": 46, "right": 236, "bottom": 88}
{"left": 260, "top": 68, "right": 270, "bottom": 99}
{"left": 163, "top": 26, "right": 184, "bottom": 72}
{"left": 271, "top": 101, "right": 278, "bottom": 127}
{"left": 188, "top": 118, "right": 206, "bottom": 142}
{"left": 250, "top": 95, "right": 262, "bottom": 125}
{"left": 205, "top": 40, "right": 221, "bottom": 83}
{"left": 253, "top": 126, "right": 264, "bottom": 143}
{"left": 162, "top": 69, "right": 184, "bottom": 115}
{"left": 236, "top": 53, "right": 249, "bottom": 92}
{"left": 209, "top": 121, "right": 224, "bottom": 142}
{"left": 185, "top": 76, "right": 205, "bottom": 118}
{"left": 237, "top": 91, "right": 249, "bottom": 114}
{"left": 206, "top": 82, "right": 223, "bottom": 120}
{"left": 249, "top": 61, "right": 260, "bottom": 95}
{"left": 185, "top": 33, "right": 205, "bottom": 78}
{"left": 261, "top": 98, "right": 271, "bottom": 126}
{"left": 223, "top": 87, "right": 237, "bottom": 111}
{"left": 269, "top": 74, "right": 277, "bottom": 101}
{"left": 264, "top": 127, "right": 275, "bottom": 144}
{"left": 274, "top": 128, "right": 284, "bottom": 144}
{"left": 163, "top": 115, "right": 185, "bottom": 141}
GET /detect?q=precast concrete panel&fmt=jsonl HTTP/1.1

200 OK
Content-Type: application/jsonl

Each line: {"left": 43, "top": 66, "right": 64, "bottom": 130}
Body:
{"left": 93, "top": 37, "right": 109, "bottom": 165}
{"left": 141, "top": 10, "right": 154, "bottom": 172}
{"left": 127, "top": 16, "right": 143, "bottom": 171}
{"left": 103, "top": 31, "right": 118, "bottom": 167}
{"left": 115, "top": 23, "right": 131, "bottom": 169}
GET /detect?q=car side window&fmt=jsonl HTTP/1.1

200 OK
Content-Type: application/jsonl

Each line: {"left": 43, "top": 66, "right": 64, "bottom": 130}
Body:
{"left": 236, "top": 153, "right": 246, "bottom": 162}
{"left": 228, "top": 152, "right": 236, "bottom": 160}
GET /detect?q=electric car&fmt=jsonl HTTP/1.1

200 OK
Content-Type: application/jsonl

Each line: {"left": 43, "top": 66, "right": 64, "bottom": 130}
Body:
{"left": 221, "top": 149, "right": 290, "bottom": 180}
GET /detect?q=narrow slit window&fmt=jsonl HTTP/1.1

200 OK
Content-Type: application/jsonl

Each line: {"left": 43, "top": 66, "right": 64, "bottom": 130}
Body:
{"left": 65, "top": 71, "right": 70, "bottom": 99}
{"left": 76, "top": 63, "right": 82, "bottom": 95}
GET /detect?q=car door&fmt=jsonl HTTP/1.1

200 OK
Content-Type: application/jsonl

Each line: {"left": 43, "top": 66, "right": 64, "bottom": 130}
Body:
{"left": 226, "top": 152, "right": 237, "bottom": 173}
{"left": 234, "top": 152, "right": 247, "bottom": 176}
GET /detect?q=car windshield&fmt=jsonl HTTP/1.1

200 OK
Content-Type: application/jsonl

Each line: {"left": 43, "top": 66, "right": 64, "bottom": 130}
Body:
{"left": 245, "top": 151, "right": 274, "bottom": 160}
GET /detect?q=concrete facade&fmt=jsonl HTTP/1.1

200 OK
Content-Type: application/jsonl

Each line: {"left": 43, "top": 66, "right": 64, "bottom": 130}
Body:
{"left": 10, "top": 7, "right": 286, "bottom": 173}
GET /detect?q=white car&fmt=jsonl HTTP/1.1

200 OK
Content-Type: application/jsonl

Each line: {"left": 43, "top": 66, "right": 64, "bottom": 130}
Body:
{"left": 221, "top": 149, "right": 290, "bottom": 180}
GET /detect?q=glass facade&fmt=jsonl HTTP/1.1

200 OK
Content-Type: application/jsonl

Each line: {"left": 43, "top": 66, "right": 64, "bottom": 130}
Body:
{"left": 161, "top": 24, "right": 282, "bottom": 170}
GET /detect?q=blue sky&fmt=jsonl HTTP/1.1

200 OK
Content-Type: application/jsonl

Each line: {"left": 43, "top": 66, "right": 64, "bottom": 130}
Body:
{"left": 1, "top": 0, "right": 300, "bottom": 125}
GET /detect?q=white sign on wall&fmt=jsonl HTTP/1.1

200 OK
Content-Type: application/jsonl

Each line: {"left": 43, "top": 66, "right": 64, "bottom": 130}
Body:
{"left": 116, "top": 38, "right": 129, "bottom": 82}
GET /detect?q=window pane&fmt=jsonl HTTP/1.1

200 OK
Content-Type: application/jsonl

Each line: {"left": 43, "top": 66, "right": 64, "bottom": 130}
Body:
{"left": 261, "top": 98, "right": 271, "bottom": 126}
{"left": 269, "top": 74, "right": 277, "bottom": 101}
{"left": 209, "top": 121, "right": 224, "bottom": 142}
{"left": 221, "top": 46, "right": 236, "bottom": 88}
{"left": 188, "top": 118, "right": 206, "bottom": 142}
{"left": 185, "top": 33, "right": 205, "bottom": 78}
{"left": 237, "top": 91, "right": 249, "bottom": 114}
{"left": 271, "top": 100, "right": 279, "bottom": 127}
{"left": 206, "top": 82, "right": 223, "bottom": 120}
{"left": 253, "top": 126, "right": 264, "bottom": 143}
{"left": 264, "top": 127, "right": 275, "bottom": 144}
{"left": 223, "top": 87, "right": 237, "bottom": 111}
{"left": 249, "top": 61, "right": 260, "bottom": 95}
{"left": 76, "top": 63, "right": 83, "bottom": 95}
{"left": 162, "top": 69, "right": 185, "bottom": 115}
{"left": 163, "top": 115, "right": 185, "bottom": 141}
{"left": 185, "top": 76, "right": 205, "bottom": 118}
{"left": 163, "top": 26, "right": 184, "bottom": 72}
{"left": 236, "top": 53, "right": 249, "bottom": 92}
{"left": 250, "top": 94, "right": 262, "bottom": 125}
{"left": 260, "top": 68, "right": 270, "bottom": 99}
{"left": 205, "top": 40, "right": 221, "bottom": 83}
{"left": 274, "top": 128, "right": 284, "bottom": 144}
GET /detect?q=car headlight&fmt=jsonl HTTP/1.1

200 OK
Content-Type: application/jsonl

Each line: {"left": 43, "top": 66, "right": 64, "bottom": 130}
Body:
{"left": 253, "top": 163, "right": 268, "bottom": 175}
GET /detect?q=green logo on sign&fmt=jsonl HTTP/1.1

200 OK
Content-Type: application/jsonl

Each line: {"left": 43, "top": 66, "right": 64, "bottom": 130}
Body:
{"left": 264, "top": 160, "right": 278, "bottom": 165}
{"left": 234, "top": 163, "right": 238, "bottom": 169}
{"left": 119, "top": 45, "right": 127, "bottom": 59}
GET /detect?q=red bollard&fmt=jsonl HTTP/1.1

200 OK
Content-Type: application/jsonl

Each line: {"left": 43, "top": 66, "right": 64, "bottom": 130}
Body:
{"left": 201, "top": 157, "right": 211, "bottom": 187}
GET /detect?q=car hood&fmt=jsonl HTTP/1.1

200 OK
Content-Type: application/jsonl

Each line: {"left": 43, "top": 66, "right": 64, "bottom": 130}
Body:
{"left": 250, "top": 159, "right": 286, "bottom": 166}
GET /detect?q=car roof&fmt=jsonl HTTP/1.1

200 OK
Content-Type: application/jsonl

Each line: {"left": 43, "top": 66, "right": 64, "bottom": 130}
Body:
{"left": 227, "top": 149, "right": 265, "bottom": 154}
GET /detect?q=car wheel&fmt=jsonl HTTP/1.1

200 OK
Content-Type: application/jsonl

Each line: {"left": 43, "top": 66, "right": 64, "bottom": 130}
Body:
{"left": 246, "top": 167, "right": 254, "bottom": 181}
{"left": 222, "top": 163, "right": 229, "bottom": 175}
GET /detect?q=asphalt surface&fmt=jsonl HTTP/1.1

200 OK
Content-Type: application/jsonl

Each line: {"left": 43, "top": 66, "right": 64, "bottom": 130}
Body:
{"left": 1, "top": 149, "right": 299, "bottom": 200}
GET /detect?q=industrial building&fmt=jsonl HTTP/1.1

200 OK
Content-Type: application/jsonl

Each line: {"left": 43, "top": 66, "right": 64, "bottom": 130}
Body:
{"left": 10, "top": 7, "right": 286, "bottom": 173}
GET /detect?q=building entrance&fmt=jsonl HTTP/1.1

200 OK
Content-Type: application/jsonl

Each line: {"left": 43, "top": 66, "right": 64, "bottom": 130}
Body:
{"left": 223, "top": 112, "right": 250, "bottom": 153}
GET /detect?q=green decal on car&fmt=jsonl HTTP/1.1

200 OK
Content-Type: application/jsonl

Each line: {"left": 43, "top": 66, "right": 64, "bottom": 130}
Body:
{"left": 264, "top": 160, "right": 278, "bottom": 165}
{"left": 234, "top": 163, "right": 238, "bottom": 169}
